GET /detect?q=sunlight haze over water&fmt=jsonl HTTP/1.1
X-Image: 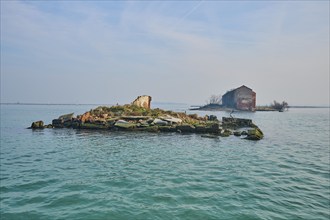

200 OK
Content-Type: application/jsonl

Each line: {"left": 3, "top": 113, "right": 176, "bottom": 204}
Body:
{"left": 1, "top": 1, "right": 329, "bottom": 106}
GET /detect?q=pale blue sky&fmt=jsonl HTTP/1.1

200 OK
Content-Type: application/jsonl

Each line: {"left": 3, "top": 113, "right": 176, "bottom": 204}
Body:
{"left": 1, "top": 0, "right": 329, "bottom": 105}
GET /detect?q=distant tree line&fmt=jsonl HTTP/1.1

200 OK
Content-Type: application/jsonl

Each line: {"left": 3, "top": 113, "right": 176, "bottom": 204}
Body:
{"left": 206, "top": 94, "right": 222, "bottom": 105}
{"left": 271, "top": 100, "right": 289, "bottom": 111}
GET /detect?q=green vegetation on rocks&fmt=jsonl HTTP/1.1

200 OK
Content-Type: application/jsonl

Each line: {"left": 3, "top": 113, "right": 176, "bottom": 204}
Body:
{"left": 28, "top": 96, "right": 264, "bottom": 140}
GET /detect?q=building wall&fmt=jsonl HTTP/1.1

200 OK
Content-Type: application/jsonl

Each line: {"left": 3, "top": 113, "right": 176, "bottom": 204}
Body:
{"left": 222, "top": 90, "right": 236, "bottom": 108}
{"left": 235, "top": 86, "right": 256, "bottom": 111}
{"left": 222, "top": 86, "right": 256, "bottom": 111}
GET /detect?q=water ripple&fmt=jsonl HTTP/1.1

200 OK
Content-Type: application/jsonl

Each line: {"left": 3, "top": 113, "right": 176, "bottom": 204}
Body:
{"left": 1, "top": 107, "right": 329, "bottom": 219}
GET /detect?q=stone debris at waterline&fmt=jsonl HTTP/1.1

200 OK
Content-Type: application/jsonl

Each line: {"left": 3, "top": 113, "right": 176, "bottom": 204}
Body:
{"left": 28, "top": 95, "right": 264, "bottom": 140}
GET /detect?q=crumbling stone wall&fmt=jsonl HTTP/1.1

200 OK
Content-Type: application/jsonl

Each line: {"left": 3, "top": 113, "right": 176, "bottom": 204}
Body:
{"left": 132, "top": 95, "right": 152, "bottom": 109}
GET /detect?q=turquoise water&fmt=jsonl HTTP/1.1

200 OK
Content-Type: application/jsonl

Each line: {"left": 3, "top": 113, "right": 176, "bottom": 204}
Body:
{"left": 1, "top": 104, "right": 329, "bottom": 219}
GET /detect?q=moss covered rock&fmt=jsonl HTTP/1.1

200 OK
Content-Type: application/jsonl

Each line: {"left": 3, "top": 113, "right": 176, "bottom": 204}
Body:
{"left": 176, "top": 124, "right": 195, "bottom": 133}
{"left": 33, "top": 96, "right": 264, "bottom": 140}
{"left": 245, "top": 128, "right": 264, "bottom": 140}
{"left": 30, "top": 121, "right": 44, "bottom": 129}
{"left": 80, "top": 123, "right": 109, "bottom": 130}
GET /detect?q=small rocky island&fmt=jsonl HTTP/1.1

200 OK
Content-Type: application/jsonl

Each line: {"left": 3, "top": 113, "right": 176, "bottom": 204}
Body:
{"left": 29, "top": 96, "right": 264, "bottom": 140}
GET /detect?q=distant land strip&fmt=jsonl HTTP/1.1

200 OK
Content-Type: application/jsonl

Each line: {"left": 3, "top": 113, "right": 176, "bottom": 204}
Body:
{"left": 288, "top": 106, "right": 330, "bottom": 108}
{"left": 191, "top": 105, "right": 330, "bottom": 109}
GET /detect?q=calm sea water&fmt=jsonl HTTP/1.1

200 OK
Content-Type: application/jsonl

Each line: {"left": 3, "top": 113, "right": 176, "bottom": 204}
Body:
{"left": 1, "top": 104, "right": 329, "bottom": 220}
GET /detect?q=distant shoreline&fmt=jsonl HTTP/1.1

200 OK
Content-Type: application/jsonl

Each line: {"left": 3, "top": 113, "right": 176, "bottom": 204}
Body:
{"left": 1, "top": 103, "right": 329, "bottom": 109}
{"left": 288, "top": 106, "right": 330, "bottom": 108}
{"left": 190, "top": 105, "right": 330, "bottom": 110}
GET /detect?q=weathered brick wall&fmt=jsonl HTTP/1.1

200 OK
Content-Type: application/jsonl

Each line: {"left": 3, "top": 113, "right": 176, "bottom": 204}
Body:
{"left": 235, "top": 88, "right": 256, "bottom": 111}
{"left": 222, "top": 86, "right": 256, "bottom": 111}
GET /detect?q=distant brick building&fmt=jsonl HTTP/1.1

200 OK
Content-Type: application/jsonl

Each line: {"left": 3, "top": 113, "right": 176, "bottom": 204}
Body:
{"left": 222, "top": 85, "right": 256, "bottom": 111}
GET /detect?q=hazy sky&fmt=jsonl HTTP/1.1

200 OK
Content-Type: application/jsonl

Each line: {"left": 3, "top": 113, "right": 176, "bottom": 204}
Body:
{"left": 1, "top": 1, "right": 329, "bottom": 105}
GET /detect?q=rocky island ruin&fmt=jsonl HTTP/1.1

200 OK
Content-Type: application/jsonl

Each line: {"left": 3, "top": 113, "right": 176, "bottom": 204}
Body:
{"left": 29, "top": 95, "right": 264, "bottom": 140}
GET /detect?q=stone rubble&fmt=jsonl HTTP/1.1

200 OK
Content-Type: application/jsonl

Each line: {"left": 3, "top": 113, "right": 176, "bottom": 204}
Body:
{"left": 28, "top": 95, "right": 264, "bottom": 140}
